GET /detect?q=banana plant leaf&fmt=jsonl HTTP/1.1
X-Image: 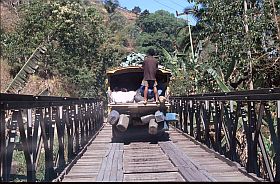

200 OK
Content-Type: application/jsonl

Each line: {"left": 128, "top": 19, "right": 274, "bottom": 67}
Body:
{"left": 160, "top": 46, "right": 174, "bottom": 63}
{"left": 207, "top": 68, "right": 230, "bottom": 92}
{"left": 5, "top": 45, "right": 46, "bottom": 93}
{"left": 225, "top": 58, "right": 237, "bottom": 82}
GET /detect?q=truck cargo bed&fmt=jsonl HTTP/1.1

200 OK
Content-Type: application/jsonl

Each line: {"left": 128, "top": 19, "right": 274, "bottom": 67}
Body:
{"left": 108, "top": 102, "right": 170, "bottom": 117}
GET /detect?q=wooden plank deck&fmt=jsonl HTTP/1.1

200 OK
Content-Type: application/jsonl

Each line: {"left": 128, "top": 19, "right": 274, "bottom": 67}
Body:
{"left": 167, "top": 127, "right": 265, "bottom": 182}
{"left": 62, "top": 123, "right": 264, "bottom": 182}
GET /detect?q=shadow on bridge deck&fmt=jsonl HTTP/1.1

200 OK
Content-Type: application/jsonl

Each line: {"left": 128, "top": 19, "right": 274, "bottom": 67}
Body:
{"left": 60, "top": 123, "right": 264, "bottom": 182}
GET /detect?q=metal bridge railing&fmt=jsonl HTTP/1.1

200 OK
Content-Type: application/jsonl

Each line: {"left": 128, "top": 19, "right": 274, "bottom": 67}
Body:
{"left": 0, "top": 93, "right": 104, "bottom": 182}
{"left": 170, "top": 88, "right": 280, "bottom": 182}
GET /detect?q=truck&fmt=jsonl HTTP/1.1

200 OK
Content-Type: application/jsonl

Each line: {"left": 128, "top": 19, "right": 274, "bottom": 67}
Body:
{"left": 106, "top": 65, "right": 173, "bottom": 141}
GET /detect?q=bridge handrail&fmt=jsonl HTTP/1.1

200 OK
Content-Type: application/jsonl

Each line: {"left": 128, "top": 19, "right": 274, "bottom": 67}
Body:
{"left": 170, "top": 87, "right": 280, "bottom": 182}
{"left": 171, "top": 87, "right": 280, "bottom": 100}
{"left": 1, "top": 93, "right": 102, "bottom": 110}
{"left": 0, "top": 93, "right": 104, "bottom": 182}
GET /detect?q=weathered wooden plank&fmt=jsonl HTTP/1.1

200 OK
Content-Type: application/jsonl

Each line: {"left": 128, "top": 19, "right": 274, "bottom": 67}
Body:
{"left": 124, "top": 145, "right": 160, "bottom": 149}
{"left": 124, "top": 160, "right": 170, "bottom": 165}
{"left": 124, "top": 156, "right": 169, "bottom": 160}
{"left": 102, "top": 143, "right": 116, "bottom": 181}
{"left": 124, "top": 146, "right": 159, "bottom": 150}
{"left": 82, "top": 152, "right": 107, "bottom": 157}
{"left": 110, "top": 149, "right": 122, "bottom": 181}
{"left": 74, "top": 162, "right": 101, "bottom": 166}
{"left": 95, "top": 143, "right": 112, "bottom": 181}
{"left": 75, "top": 158, "right": 104, "bottom": 162}
{"left": 117, "top": 149, "right": 123, "bottom": 182}
{"left": 63, "top": 177, "right": 97, "bottom": 182}
{"left": 124, "top": 162, "right": 175, "bottom": 168}
{"left": 124, "top": 153, "right": 164, "bottom": 157}
{"left": 87, "top": 144, "right": 111, "bottom": 148}
{"left": 202, "top": 166, "right": 238, "bottom": 172}
{"left": 159, "top": 141, "right": 216, "bottom": 182}
{"left": 123, "top": 172, "right": 184, "bottom": 180}
{"left": 68, "top": 167, "right": 100, "bottom": 173}
{"left": 125, "top": 156, "right": 169, "bottom": 162}
{"left": 124, "top": 151, "right": 166, "bottom": 156}
{"left": 80, "top": 155, "right": 105, "bottom": 159}
{"left": 95, "top": 143, "right": 124, "bottom": 182}
{"left": 124, "top": 166, "right": 178, "bottom": 173}
{"left": 124, "top": 149, "right": 164, "bottom": 153}
{"left": 213, "top": 176, "right": 254, "bottom": 182}
{"left": 66, "top": 170, "right": 99, "bottom": 175}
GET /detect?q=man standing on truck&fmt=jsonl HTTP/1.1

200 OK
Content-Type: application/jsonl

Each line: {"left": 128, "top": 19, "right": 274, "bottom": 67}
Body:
{"left": 142, "top": 48, "right": 159, "bottom": 105}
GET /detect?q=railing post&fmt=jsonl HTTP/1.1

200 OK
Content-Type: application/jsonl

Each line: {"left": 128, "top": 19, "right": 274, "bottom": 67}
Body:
{"left": 275, "top": 100, "right": 280, "bottom": 181}
{"left": 247, "top": 101, "right": 257, "bottom": 173}
{"left": 203, "top": 100, "right": 210, "bottom": 147}
{"left": 183, "top": 100, "right": 189, "bottom": 134}
{"left": 0, "top": 109, "right": 6, "bottom": 182}
{"left": 74, "top": 104, "right": 80, "bottom": 153}
{"left": 42, "top": 107, "right": 55, "bottom": 181}
{"left": 92, "top": 102, "right": 96, "bottom": 132}
{"left": 33, "top": 109, "right": 42, "bottom": 172}
{"left": 66, "top": 105, "right": 74, "bottom": 160}
{"left": 232, "top": 101, "right": 240, "bottom": 162}
{"left": 80, "top": 104, "right": 85, "bottom": 147}
{"left": 228, "top": 100, "right": 234, "bottom": 160}
{"left": 189, "top": 100, "right": 194, "bottom": 137}
{"left": 56, "top": 106, "right": 66, "bottom": 170}
{"left": 101, "top": 101, "right": 104, "bottom": 127}
{"left": 85, "top": 103, "right": 89, "bottom": 141}
{"left": 17, "top": 110, "right": 35, "bottom": 181}
{"left": 50, "top": 107, "right": 56, "bottom": 175}
{"left": 240, "top": 102, "right": 251, "bottom": 172}
{"left": 195, "top": 101, "right": 201, "bottom": 142}
{"left": 4, "top": 110, "right": 18, "bottom": 181}
{"left": 27, "top": 109, "right": 33, "bottom": 156}
{"left": 264, "top": 103, "right": 278, "bottom": 181}
{"left": 252, "top": 102, "right": 265, "bottom": 177}
{"left": 217, "top": 101, "right": 223, "bottom": 154}
{"left": 179, "top": 99, "right": 183, "bottom": 130}
{"left": 213, "top": 101, "right": 220, "bottom": 152}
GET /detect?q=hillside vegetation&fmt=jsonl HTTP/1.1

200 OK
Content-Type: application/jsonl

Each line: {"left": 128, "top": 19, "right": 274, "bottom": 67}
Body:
{"left": 1, "top": 0, "right": 279, "bottom": 97}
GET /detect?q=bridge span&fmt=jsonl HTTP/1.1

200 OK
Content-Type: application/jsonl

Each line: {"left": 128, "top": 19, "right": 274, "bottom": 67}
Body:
{"left": 60, "top": 123, "right": 262, "bottom": 182}
{"left": 0, "top": 88, "right": 279, "bottom": 182}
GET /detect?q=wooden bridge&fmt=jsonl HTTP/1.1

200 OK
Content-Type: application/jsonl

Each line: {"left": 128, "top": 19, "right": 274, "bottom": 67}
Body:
{"left": 0, "top": 88, "right": 279, "bottom": 182}
{"left": 59, "top": 123, "right": 261, "bottom": 182}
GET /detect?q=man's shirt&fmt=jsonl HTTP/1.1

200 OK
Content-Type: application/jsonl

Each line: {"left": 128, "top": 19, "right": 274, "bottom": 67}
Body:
{"left": 142, "top": 56, "right": 158, "bottom": 81}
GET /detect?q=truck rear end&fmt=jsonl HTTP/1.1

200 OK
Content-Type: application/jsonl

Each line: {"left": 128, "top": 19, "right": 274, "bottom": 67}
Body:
{"left": 106, "top": 66, "right": 172, "bottom": 140}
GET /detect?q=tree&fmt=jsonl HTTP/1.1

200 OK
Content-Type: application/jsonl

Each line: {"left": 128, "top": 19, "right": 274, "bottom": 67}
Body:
{"left": 103, "top": 0, "right": 119, "bottom": 14}
{"left": 132, "top": 6, "right": 141, "bottom": 14}
{"left": 135, "top": 10, "right": 187, "bottom": 56}
{"left": 2, "top": 0, "right": 109, "bottom": 97}
{"left": 185, "top": 0, "right": 280, "bottom": 91}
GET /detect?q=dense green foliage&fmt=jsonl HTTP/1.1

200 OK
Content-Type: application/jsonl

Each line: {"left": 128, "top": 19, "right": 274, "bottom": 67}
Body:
{"left": 2, "top": 0, "right": 121, "bottom": 97}
{"left": 2, "top": 0, "right": 279, "bottom": 97}
{"left": 135, "top": 10, "right": 187, "bottom": 55}
{"left": 159, "top": 0, "right": 280, "bottom": 95}
{"left": 103, "top": 0, "right": 119, "bottom": 14}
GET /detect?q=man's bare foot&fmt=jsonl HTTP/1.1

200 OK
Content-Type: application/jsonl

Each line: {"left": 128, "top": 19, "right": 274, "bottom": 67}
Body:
{"left": 143, "top": 100, "right": 147, "bottom": 105}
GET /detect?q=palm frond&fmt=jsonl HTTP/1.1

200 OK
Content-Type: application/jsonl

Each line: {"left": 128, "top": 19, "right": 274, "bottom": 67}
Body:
{"left": 5, "top": 45, "right": 47, "bottom": 93}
